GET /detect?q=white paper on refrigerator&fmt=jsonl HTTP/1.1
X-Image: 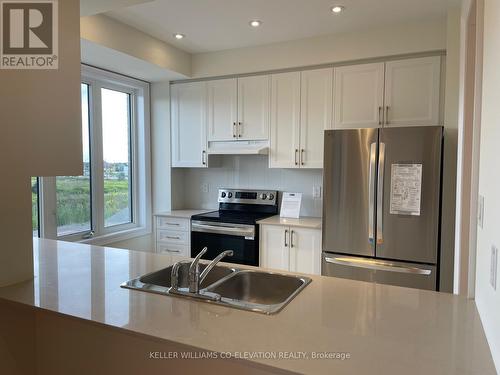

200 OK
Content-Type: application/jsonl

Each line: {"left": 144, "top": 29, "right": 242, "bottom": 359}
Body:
{"left": 390, "top": 164, "right": 423, "bottom": 216}
{"left": 280, "top": 193, "right": 302, "bottom": 218}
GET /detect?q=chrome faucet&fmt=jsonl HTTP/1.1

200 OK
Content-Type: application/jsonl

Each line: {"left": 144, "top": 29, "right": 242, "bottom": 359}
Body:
{"left": 188, "top": 248, "right": 233, "bottom": 293}
{"left": 170, "top": 260, "right": 190, "bottom": 291}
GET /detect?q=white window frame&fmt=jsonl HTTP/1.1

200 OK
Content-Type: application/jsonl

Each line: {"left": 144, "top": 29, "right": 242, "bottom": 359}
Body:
{"left": 38, "top": 65, "right": 151, "bottom": 245}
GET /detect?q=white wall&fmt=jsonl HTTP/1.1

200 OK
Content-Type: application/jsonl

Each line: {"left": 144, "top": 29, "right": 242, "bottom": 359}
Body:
{"left": 81, "top": 15, "right": 191, "bottom": 77}
{"left": 172, "top": 156, "right": 323, "bottom": 217}
{"left": 192, "top": 18, "right": 447, "bottom": 77}
{"left": 440, "top": 8, "right": 462, "bottom": 292}
{"left": 150, "top": 82, "right": 173, "bottom": 214}
{"left": 474, "top": 0, "right": 500, "bottom": 369}
{"left": 0, "top": 0, "right": 82, "bottom": 287}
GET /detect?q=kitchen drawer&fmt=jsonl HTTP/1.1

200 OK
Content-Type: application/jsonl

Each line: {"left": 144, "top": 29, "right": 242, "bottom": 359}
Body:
{"left": 157, "top": 229, "right": 189, "bottom": 245}
{"left": 156, "top": 216, "right": 190, "bottom": 231}
{"left": 157, "top": 242, "right": 189, "bottom": 257}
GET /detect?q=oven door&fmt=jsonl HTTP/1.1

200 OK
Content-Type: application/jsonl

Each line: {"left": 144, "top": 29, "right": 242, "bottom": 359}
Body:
{"left": 191, "top": 220, "right": 258, "bottom": 266}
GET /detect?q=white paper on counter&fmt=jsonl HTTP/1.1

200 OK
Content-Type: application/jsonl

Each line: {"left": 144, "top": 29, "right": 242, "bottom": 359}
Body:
{"left": 390, "top": 164, "right": 423, "bottom": 216}
{"left": 280, "top": 192, "right": 302, "bottom": 218}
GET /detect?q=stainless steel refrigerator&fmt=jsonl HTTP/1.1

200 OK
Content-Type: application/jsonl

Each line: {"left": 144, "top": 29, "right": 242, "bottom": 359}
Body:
{"left": 322, "top": 126, "right": 443, "bottom": 291}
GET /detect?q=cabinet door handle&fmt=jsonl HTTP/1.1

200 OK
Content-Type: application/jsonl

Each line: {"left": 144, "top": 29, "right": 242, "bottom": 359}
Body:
{"left": 284, "top": 229, "right": 289, "bottom": 247}
{"left": 301, "top": 149, "right": 305, "bottom": 166}
{"left": 290, "top": 230, "right": 295, "bottom": 248}
{"left": 295, "top": 149, "right": 298, "bottom": 166}
{"left": 385, "top": 106, "right": 390, "bottom": 125}
{"left": 233, "top": 122, "right": 237, "bottom": 138}
{"left": 378, "top": 106, "right": 382, "bottom": 125}
{"left": 238, "top": 122, "right": 242, "bottom": 138}
{"left": 202, "top": 150, "right": 206, "bottom": 165}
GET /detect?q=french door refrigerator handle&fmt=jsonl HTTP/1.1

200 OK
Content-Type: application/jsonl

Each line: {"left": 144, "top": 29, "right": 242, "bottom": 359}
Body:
{"left": 368, "top": 142, "right": 377, "bottom": 244}
{"left": 324, "top": 256, "right": 432, "bottom": 275}
{"left": 377, "top": 142, "right": 386, "bottom": 244}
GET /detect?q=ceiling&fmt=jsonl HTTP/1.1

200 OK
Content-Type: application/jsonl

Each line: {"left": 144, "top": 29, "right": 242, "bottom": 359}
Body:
{"left": 81, "top": 0, "right": 153, "bottom": 17}
{"left": 106, "top": 0, "right": 459, "bottom": 54}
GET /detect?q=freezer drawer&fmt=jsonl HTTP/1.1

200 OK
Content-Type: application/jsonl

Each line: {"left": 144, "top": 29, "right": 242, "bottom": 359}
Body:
{"left": 322, "top": 253, "right": 437, "bottom": 291}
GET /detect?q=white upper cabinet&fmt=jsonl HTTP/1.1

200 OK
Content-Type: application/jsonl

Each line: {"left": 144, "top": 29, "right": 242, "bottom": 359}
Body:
{"left": 270, "top": 69, "right": 333, "bottom": 169}
{"left": 384, "top": 56, "right": 441, "bottom": 127}
{"left": 237, "top": 75, "right": 270, "bottom": 140}
{"left": 270, "top": 72, "right": 301, "bottom": 168}
{"left": 207, "top": 78, "right": 238, "bottom": 141}
{"left": 171, "top": 82, "right": 208, "bottom": 168}
{"left": 172, "top": 55, "right": 442, "bottom": 168}
{"left": 300, "top": 68, "right": 333, "bottom": 168}
{"left": 333, "top": 62, "right": 385, "bottom": 129}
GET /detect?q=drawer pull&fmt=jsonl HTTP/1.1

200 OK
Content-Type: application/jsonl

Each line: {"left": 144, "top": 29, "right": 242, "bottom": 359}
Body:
{"left": 324, "top": 256, "right": 432, "bottom": 275}
{"left": 165, "top": 236, "right": 181, "bottom": 240}
{"left": 164, "top": 223, "right": 180, "bottom": 226}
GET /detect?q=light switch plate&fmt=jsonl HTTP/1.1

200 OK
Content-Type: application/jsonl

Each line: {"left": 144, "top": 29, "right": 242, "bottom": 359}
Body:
{"left": 312, "top": 185, "right": 322, "bottom": 199}
{"left": 491, "top": 245, "right": 498, "bottom": 291}
{"left": 478, "top": 195, "right": 485, "bottom": 229}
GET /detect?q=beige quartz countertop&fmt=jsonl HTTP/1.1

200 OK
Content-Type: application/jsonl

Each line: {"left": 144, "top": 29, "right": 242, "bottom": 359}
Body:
{"left": 0, "top": 239, "right": 495, "bottom": 375}
{"left": 257, "top": 215, "right": 322, "bottom": 229}
{"left": 154, "top": 209, "right": 212, "bottom": 218}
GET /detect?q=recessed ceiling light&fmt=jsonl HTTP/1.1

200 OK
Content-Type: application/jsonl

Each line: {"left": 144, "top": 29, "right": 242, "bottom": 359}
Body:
{"left": 173, "top": 33, "right": 185, "bottom": 40}
{"left": 249, "top": 20, "right": 262, "bottom": 27}
{"left": 331, "top": 5, "right": 345, "bottom": 13}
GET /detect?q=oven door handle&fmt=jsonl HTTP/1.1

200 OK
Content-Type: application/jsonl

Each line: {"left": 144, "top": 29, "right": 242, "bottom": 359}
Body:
{"left": 191, "top": 222, "right": 255, "bottom": 239}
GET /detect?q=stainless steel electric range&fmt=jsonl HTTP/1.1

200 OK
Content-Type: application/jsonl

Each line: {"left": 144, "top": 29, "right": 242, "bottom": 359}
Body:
{"left": 191, "top": 188, "right": 279, "bottom": 266}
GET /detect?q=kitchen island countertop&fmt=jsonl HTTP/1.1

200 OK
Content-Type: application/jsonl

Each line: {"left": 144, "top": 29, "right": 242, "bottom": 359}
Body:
{"left": 0, "top": 239, "right": 495, "bottom": 375}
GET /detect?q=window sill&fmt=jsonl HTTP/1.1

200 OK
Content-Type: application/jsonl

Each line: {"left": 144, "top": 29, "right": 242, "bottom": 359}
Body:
{"left": 77, "top": 226, "right": 152, "bottom": 247}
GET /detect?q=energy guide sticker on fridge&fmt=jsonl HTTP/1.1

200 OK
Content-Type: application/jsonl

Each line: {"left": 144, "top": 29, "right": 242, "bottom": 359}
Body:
{"left": 390, "top": 164, "right": 423, "bottom": 216}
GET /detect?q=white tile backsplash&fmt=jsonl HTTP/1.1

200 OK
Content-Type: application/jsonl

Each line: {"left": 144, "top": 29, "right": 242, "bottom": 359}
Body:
{"left": 172, "top": 155, "right": 323, "bottom": 217}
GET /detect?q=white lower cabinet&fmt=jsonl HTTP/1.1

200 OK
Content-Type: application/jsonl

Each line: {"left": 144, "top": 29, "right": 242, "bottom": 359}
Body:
{"left": 154, "top": 215, "right": 191, "bottom": 257}
{"left": 260, "top": 224, "right": 321, "bottom": 275}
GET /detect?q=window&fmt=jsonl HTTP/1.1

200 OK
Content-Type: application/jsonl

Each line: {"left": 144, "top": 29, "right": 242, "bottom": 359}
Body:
{"left": 56, "top": 83, "right": 92, "bottom": 237}
{"left": 34, "top": 66, "right": 151, "bottom": 244}
{"left": 101, "top": 88, "right": 133, "bottom": 227}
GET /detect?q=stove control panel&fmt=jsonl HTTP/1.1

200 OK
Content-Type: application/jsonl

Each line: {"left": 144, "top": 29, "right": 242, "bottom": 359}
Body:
{"left": 218, "top": 189, "right": 278, "bottom": 206}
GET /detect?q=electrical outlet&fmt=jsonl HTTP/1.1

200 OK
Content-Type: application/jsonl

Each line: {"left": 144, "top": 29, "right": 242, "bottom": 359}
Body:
{"left": 491, "top": 245, "right": 498, "bottom": 291}
{"left": 312, "top": 185, "right": 322, "bottom": 199}
{"left": 478, "top": 195, "right": 485, "bottom": 229}
{"left": 201, "top": 183, "right": 209, "bottom": 193}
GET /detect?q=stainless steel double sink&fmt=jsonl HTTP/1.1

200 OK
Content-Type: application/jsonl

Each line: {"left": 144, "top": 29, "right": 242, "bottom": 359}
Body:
{"left": 121, "top": 262, "right": 311, "bottom": 314}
